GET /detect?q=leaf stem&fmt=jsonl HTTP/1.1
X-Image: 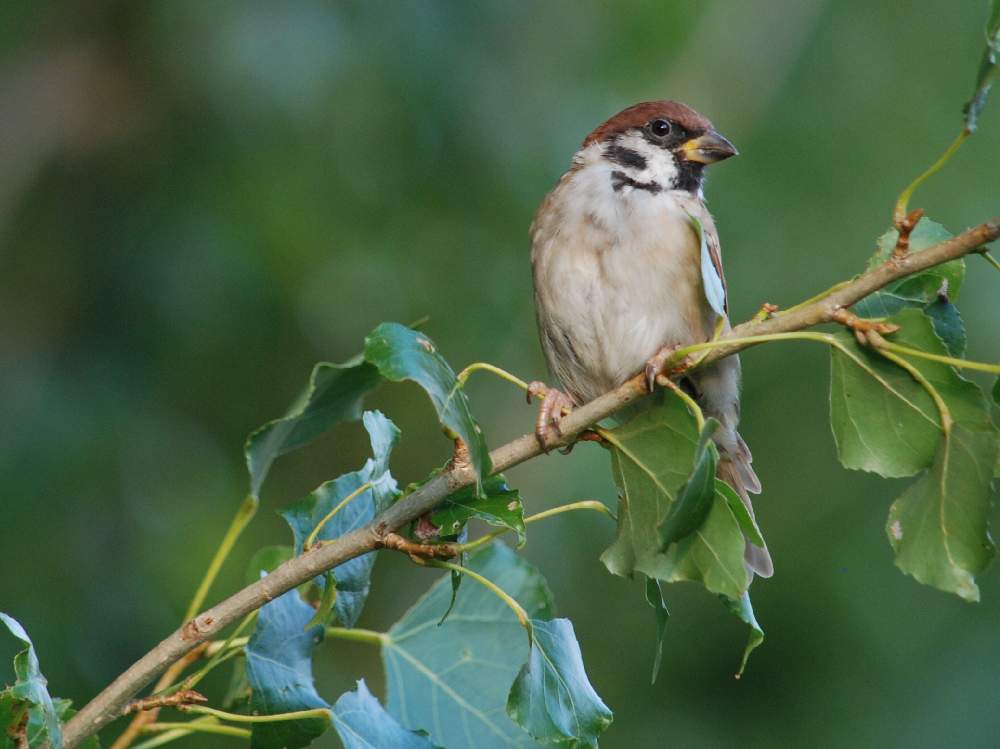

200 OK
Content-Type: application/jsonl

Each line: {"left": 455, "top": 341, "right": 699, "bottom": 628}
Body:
{"left": 659, "top": 379, "right": 705, "bottom": 431}
{"left": 894, "top": 130, "right": 969, "bottom": 222}
{"left": 981, "top": 250, "right": 1000, "bottom": 273}
{"left": 178, "top": 705, "right": 331, "bottom": 724}
{"left": 304, "top": 482, "right": 373, "bottom": 550}
{"left": 427, "top": 560, "right": 532, "bottom": 635}
{"left": 878, "top": 340, "right": 1000, "bottom": 374}
{"left": 141, "top": 721, "right": 251, "bottom": 739}
{"left": 873, "top": 346, "right": 953, "bottom": 433}
{"left": 454, "top": 500, "right": 616, "bottom": 554}
{"left": 323, "top": 626, "right": 388, "bottom": 646}
{"left": 456, "top": 362, "right": 529, "bottom": 392}
{"left": 132, "top": 718, "right": 239, "bottom": 749}
{"left": 185, "top": 495, "right": 259, "bottom": 622}
{"left": 674, "top": 331, "right": 839, "bottom": 360}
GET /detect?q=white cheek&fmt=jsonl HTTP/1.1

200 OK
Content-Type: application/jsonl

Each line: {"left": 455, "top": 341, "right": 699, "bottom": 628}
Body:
{"left": 612, "top": 132, "right": 679, "bottom": 187}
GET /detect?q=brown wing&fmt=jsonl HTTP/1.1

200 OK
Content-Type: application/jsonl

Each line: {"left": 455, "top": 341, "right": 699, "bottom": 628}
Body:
{"left": 704, "top": 220, "right": 728, "bottom": 315}
{"left": 678, "top": 195, "right": 728, "bottom": 315}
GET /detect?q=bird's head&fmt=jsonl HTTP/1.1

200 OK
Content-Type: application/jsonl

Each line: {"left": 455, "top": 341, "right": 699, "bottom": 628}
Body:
{"left": 581, "top": 100, "right": 737, "bottom": 195}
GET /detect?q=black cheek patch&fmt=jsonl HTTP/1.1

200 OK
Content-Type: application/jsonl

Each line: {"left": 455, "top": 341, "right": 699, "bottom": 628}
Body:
{"left": 611, "top": 170, "right": 662, "bottom": 194}
{"left": 605, "top": 144, "right": 647, "bottom": 171}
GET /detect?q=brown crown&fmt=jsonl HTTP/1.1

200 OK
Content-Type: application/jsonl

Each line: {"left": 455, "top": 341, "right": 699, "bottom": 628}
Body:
{"left": 582, "top": 101, "right": 714, "bottom": 146}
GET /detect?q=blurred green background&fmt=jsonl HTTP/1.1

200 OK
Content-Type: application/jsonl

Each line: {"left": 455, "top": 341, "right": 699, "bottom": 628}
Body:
{"left": 2, "top": 1, "right": 999, "bottom": 747}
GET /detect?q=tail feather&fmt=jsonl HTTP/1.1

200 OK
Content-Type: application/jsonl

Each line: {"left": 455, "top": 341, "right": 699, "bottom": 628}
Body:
{"left": 718, "top": 457, "right": 773, "bottom": 579}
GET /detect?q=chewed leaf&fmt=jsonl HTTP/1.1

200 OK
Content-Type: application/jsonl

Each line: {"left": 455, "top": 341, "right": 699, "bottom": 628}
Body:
{"left": 721, "top": 593, "right": 765, "bottom": 677}
{"left": 244, "top": 357, "right": 381, "bottom": 497}
{"left": 364, "top": 323, "right": 491, "bottom": 491}
{"left": 0, "top": 613, "right": 63, "bottom": 749}
{"left": 507, "top": 618, "right": 613, "bottom": 748}
{"left": 245, "top": 585, "right": 331, "bottom": 749}
{"left": 690, "top": 212, "right": 727, "bottom": 317}
{"left": 658, "top": 418, "right": 720, "bottom": 550}
{"left": 332, "top": 681, "right": 439, "bottom": 749}
{"left": 383, "top": 544, "right": 555, "bottom": 749}
{"left": 644, "top": 578, "right": 669, "bottom": 685}
{"left": 430, "top": 474, "right": 525, "bottom": 546}
{"left": 887, "top": 424, "right": 998, "bottom": 602}
{"left": 282, "top": 410, "right": 400, "bottom": 627}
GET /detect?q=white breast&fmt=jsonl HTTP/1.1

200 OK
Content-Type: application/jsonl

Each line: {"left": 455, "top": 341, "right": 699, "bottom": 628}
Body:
{"left": 531, "top": 144, "right": 716, "bottom": 402}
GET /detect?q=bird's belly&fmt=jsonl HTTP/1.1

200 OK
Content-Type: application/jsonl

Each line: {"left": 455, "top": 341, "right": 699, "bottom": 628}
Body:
{"left": 535, "top": 201, "right": 713, "bottom": 401}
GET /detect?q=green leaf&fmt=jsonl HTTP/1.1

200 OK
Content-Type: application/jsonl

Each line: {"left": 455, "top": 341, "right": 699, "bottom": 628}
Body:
{"left": 382, "top": 543, "right": 555, "bottom": 749}
{"left": 244, "top": 357, "right": 381, "bottom": 497}
{"left": 507, "top": 618, "right": 613, "bottom": 748}
{"left": 282, "top": 411, "right": 400, "bottom": 628}
{"left": 829, "top": 308, "right": 989, "bottom": 477}
{"left": 721, "top": 593, "right": 765, "bottom": 678}
{"left": 828, "top": 308, "right": 998, "bottom": 600}
{"left": 437, "top": 563, "right": 463, "bottom": 627}
{"left": 644, "top": 578, "right": 669, "bottom": 685}
{"left": 245, "top": 585, "right": 331, "bottom": 749}
{"left": 715, "top": 479, "right": 765, "bottom": 548}
{"left": 857, "top": 220, "right": 968, "bottom": 357}
{"left": 865, "top": 219, "right": 964, "bottom": 300}
{"left": 305, "top": 571, "right": 338, "bottom": 631}
{"left": 600, "top": 393, "right": 750, "bottom": 600}
{"left": 992, "top": 376, "right": 999, "bottom": 407}
{"left": 332, "top": 681, "right": 439, "bottom": 749}
{"left": 364, "top": 323, "right": 491, "bottom": 490}
{"left": 887, "top": 424, "right": 998, "bottom": 602}
{"left": 963, "top": 0, "right": 1000, "bottom": 132}
{"left": 0, "top": 613, "right": 62, "bottom": 749}
{"left": 923, "top": 298, "right": 967, "bottom": 357}
{"left": 51, "top": 700, "right": 99, "bottom": 749}
{"left": 853, "top": 290, "right": 966, "bottom": 357}
{"left": 429, "top": 474, "right": 525, "bottom": 546}
{"left": 658, "top": 418, "right": 720, "bottom": 550}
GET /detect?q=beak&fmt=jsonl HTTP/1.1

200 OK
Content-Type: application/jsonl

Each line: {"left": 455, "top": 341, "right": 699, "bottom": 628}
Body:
{"left": 680, "top": 129, "right": 739, "bottom": 164}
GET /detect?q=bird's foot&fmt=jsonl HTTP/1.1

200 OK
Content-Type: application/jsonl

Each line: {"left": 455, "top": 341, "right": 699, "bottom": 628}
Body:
{"left": 644, "top": 345, "right": 692, "bottom": 392}
{"left": 527, "top": 381, "right": 574, "bottom": 451}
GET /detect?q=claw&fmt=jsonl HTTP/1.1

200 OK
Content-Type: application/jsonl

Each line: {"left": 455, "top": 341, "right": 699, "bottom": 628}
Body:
{"left": 644, "top": 344, "right": 683, "bottom": 392}
{"left": 527, "top": 380, "right": 548, "bottom": 404}
{"left": 529, "top": 382, "right": 573, "bottom": 451}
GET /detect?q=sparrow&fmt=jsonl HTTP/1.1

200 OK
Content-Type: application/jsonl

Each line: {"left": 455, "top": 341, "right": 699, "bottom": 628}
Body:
{"left": 529, "top": 100, "right": 772, "bottom": 577}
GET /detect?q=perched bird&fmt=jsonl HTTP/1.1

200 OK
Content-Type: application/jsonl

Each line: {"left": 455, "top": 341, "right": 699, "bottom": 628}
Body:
{"left": 529, "top": 100, "right": 772, "bottom": 577}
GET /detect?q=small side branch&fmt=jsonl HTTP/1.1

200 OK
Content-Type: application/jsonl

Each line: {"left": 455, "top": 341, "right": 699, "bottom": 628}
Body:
{"left": 377, "top": 532, "right": 459, "bottom": 562}
{"left": 122, "top": 691, "right": 207, "bottom": 716}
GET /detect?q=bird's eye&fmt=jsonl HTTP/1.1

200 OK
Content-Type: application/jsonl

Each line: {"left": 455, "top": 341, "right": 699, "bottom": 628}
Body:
{"left": 650, "top": 119, "right": 672, "bottom": 137}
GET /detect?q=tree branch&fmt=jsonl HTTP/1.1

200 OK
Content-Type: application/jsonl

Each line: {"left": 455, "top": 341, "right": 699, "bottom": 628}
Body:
{"left": 60, "top": 217, "right": 998, "bottom": 749}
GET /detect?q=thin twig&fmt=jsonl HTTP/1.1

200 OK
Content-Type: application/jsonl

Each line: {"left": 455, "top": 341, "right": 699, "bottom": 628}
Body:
{"left": 57, "top": 216, "right": 1000, "bottom": 749}
{"left": 980, "top": 250, "right": 1000, "bottom": 273}
{"left": 377, "top": 532, "right": 459, "bottom": 561}
{"left": 122, "top": 691, "right": 207, "bottom": 716}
